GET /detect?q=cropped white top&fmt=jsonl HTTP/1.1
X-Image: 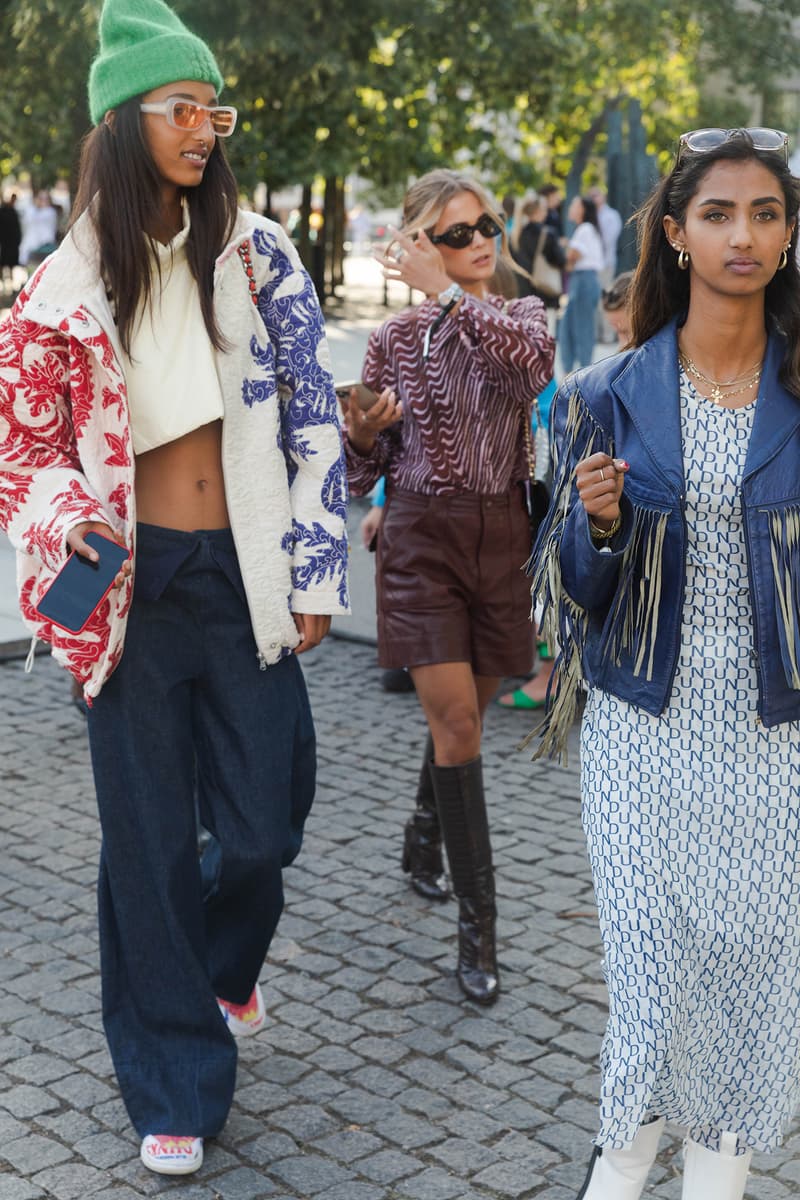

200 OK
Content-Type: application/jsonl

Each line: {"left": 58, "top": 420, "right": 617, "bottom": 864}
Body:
{"left": 121, "top": 214, "right": 224, "bottom": 455}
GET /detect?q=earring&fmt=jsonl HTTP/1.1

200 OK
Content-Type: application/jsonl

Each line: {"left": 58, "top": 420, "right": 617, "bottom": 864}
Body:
{"left": 677, "top": 248, "right": 689, "bottom": 271}
{"left": 779, "top": 248, "right": 789, "bottom": 270}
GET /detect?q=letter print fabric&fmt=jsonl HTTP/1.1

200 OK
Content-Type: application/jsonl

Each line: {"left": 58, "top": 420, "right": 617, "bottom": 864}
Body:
{"left": 581, "top": 369, "right": 800, "bottom": 1154}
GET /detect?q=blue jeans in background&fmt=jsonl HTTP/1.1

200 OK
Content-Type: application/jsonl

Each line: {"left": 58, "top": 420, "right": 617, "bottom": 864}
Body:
{"left": 558, "top": 268, "right": 601, "bottom": 374}
{"left": 87, "top": 524, "right": 316, "bottom": 1137}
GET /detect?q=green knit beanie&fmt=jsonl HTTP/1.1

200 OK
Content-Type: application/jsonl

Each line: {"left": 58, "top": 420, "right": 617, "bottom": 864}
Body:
{"left": 88, "top": 0, "right": 224, "bottom": 126}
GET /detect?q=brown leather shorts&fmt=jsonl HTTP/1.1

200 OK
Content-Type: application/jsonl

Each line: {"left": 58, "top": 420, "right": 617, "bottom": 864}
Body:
{"left": 376, "top": 486, "right": 535, "bottom": 677}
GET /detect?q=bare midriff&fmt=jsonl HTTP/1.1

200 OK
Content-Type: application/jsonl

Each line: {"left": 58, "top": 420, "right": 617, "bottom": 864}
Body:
{"left": 134, "top": 420, "right": 230, "bottom": 530}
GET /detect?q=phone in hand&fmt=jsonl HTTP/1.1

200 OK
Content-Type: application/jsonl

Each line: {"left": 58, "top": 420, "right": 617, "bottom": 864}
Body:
{"left": 334, "top": 380, "right": 379, "bottom": 411}
{"left": 34, "top": 532, "right": 130, "bottom": 634}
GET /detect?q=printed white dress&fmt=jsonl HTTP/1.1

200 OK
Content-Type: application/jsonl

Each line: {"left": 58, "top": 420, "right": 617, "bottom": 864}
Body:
{"left": 581, "top": 369, "right": 800, "bottom": 1154}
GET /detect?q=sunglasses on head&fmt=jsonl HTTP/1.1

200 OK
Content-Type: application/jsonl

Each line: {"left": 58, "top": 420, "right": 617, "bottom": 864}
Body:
{"left": 139, "top": 97, "right": 238, "bottom": 138}
{"left": 676, "top": 127, "right": 788, "bottom": 165}
{"left": 429, "top": 213, "right": 503, "bottom": 249}
{"left": 601, "top": 286, "right": 626, "bottom": 310}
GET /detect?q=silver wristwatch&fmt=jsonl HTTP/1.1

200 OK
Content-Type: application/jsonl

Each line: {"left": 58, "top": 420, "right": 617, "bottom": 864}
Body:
{"left": 437, "top": 282, "right": 464, "bottom": 308}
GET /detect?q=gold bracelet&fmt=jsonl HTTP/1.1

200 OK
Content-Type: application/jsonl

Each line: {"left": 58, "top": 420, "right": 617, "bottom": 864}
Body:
{"left": 589, "top": 515, "right": 621, "bottom": 540}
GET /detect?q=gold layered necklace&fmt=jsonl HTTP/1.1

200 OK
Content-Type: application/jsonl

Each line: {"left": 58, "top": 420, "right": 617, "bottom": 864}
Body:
{"left": 678, "top": 348, "right": 763, "bottom": 405}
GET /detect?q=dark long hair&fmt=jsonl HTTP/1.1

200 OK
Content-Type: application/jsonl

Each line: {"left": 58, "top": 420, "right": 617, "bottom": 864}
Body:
{"left": 629, "top": 135, "right": 800, "bottom": 395}
{"left": 574, "top": 195, "right": 600, "bottom": 230}
{"left": 71, "top": 96, "right": 239, "bottom": 354}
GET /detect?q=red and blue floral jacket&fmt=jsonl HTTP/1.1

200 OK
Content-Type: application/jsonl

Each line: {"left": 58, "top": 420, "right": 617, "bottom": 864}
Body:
{"left": 0, "top": 208, "right": 349, "bottom": 698}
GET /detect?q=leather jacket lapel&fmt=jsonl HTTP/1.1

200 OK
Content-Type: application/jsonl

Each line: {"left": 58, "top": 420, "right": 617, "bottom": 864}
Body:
{"left": 611, "top": 320, "right": 684, "bottom": 498}
{"left": 743, "top": 333, "right": 800, "bottom": 480}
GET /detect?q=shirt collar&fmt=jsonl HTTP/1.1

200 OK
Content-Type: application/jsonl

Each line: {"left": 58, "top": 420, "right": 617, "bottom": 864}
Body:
{"left": 152, "top": 201, "right": 190, "bottom": 261}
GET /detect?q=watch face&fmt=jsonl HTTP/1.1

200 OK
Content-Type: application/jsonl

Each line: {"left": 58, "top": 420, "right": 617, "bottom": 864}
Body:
{"left": 439, "top": 284, "right": 462, "bottom": 305}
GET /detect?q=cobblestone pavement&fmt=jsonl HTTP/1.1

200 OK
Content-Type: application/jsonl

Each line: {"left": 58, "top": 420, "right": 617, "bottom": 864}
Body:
{"left": 2, "top": 642, "right": 799, "bottom": 1200}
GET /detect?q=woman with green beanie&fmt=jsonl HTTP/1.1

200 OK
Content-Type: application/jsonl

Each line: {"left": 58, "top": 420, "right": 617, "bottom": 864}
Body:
{"left": 0, "top": 0, "right": 348, "bottom": 1177}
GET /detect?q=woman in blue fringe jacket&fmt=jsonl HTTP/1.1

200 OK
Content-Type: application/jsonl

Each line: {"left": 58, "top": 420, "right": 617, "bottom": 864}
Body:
{"left": 530, "top": 129, "right": 800, "bottom": 1200}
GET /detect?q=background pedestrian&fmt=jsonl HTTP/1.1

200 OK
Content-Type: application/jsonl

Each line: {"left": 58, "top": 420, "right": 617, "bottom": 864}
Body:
{"left": 0, "top": 192, "right": 21, "bottom": 287}
{"left": 600, "top": 268, "right": 634, "bottom": 349}
{"left": 558, "top": 193, "right": 604, "bottom": 372}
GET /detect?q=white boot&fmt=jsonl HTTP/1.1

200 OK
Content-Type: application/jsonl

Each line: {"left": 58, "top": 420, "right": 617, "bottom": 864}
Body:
{"left": 577, "top": 1117, "right": 665, "bottom": 1199}
{"left": 682, "top": 1131, "right": 752, "bottom": 1200}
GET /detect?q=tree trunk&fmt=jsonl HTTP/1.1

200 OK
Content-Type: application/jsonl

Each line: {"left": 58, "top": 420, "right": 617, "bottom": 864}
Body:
{"left": 333, "top": 179, "right": 346, "bottom": 291}
{"left": 564, "top": 95, "right": 624, "bottom": 229}
{"left": 298, "top": 184, "right": 312, "bottom": 273}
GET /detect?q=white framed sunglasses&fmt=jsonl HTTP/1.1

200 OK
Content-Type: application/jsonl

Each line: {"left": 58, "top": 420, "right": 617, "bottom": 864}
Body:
{"left": 139, "top": 97, "right": 238, "bottom": 138}
{"left": 677, "top": 127, "right": 788, "bottom": 165}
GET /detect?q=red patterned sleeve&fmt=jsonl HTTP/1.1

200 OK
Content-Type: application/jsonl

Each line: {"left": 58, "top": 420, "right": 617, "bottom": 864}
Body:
{"left": 0, "top": 301, "right": 108, "bottom": 570}
{"left": 452, "top": 293, "right": 555, "bottom": 398}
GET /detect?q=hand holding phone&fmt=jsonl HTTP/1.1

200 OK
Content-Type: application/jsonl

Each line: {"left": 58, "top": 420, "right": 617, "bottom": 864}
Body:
{"left": 35, "top": 531, "right": 131, "bottom": 634}
{"left": 334, "top": 380, "right": 379, "bottom": 412}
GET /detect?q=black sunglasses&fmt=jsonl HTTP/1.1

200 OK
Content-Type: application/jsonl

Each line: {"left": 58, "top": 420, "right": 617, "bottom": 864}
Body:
{"left": 429, "top": 213, "right": 502, "bottom": 249}
{"left": 601, "top": 287, "right": 626, "bottom": 310}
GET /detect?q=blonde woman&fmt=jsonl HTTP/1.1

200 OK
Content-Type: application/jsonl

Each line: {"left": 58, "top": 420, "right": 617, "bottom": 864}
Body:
{"left": 343, "top": 169, "right": 554, "bottom": 1005}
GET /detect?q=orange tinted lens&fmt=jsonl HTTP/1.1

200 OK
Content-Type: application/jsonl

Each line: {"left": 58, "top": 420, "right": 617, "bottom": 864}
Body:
{"left": 210, "top": 110, "right": 235, "bottom": 135}
{"left": 171, "top": 101, "right": 202, "bottom": 129}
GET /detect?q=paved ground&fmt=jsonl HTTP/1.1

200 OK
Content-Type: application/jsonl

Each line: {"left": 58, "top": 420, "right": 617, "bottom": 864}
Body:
{"left": 4, "top": 631, "right": 800, "bottom": 1199}
{"left": 2, "top": 258, "right": 799, "bottom": 1200}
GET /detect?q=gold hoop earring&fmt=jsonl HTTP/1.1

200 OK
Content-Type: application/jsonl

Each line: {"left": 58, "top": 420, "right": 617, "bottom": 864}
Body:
{"left": 778, "top": 248, "right": 789, "bottom": 270}
{"left": 677, "top": 248, "right": 689, "bottom": 271}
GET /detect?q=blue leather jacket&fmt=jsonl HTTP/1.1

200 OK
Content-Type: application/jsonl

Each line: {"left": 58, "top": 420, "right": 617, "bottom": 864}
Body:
{"left": 530, "top": 318, "right": 800, "bottom": 757}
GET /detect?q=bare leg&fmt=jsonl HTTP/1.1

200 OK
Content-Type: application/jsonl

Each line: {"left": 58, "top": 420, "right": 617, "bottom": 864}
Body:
{"left": 410, "top": 662, "right": 500, "bottom": 764}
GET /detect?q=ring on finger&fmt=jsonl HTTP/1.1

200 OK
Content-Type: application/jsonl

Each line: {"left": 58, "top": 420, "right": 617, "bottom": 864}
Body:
{"left": 600, "top": 468, "right": 606, "bottom": 482}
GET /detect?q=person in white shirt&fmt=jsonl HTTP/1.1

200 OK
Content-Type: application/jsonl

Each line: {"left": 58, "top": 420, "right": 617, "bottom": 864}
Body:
{"left": 590, "top": 186, "right": 623, "bottom": 275}
{"left": 18, "top": 189, "right": 59, "bottom": 266}
{"left": 558, "top": 193, "right": 605, "bottom": 372}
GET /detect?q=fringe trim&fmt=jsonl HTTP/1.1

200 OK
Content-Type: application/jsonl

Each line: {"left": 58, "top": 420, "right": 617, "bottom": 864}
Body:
{"left": 524, "top": 389, "right": 671, "bottom": 761}
{"left": 601, "top": 506, "right": 669, "bottom": 681}
{"left": 518, "top": 594, "right": 587, "bottom": 763}
{"left": 523, "top": 390, "right": 608, "bottom": 763}
{"left": 767, "top": 505, "right": 800, "bottom": 689}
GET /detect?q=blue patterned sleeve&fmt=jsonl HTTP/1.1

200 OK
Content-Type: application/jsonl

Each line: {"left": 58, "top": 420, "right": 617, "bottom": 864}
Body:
{"left": 251, "top": 224, "right": 350, "bottom": 614}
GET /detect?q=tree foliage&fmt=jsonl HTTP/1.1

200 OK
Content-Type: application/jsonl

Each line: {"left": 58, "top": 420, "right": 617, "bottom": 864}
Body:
{"left": 1, "top": 0, "right": 799, "bottom": 200}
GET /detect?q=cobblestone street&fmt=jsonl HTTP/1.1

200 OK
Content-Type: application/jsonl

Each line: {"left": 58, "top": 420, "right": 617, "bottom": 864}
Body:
{"left": 2, "top": 633, "right": 799, "bottom": 1200}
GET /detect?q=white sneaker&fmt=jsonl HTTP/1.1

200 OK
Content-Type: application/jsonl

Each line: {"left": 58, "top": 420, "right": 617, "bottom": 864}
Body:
{"left": 140, "top": 1134, "right": 203, "bottom": 1175}
{"left": 217, "top": 982, "right": 266, "bottom": 1037}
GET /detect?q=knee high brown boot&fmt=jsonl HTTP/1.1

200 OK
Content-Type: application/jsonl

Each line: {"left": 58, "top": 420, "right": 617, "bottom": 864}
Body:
{"left": 401, "top": 733, "right": 450, "bottom": 901}
{"left": 430, "top": 756, "right": 498, "bottom": 1005}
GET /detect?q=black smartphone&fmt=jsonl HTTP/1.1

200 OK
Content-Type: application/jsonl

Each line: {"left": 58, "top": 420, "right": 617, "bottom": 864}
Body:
{"left": 35, "top": 532, "right": 130, "bottom": 634}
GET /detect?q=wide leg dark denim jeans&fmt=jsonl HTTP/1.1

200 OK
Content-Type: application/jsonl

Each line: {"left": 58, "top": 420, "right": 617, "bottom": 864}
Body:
{"left": 87, "top": 525, "right": 315, "bottom": 1137}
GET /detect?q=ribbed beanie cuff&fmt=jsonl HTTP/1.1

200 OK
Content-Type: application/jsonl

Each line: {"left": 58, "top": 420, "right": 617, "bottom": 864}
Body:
{"left": 88, "top": 0, "right": 223, "bottom": 125}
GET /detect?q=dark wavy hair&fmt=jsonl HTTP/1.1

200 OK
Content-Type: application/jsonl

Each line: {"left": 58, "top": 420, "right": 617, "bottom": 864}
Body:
{"left": 71, "top": 96, "right": 239, "bottom": 355}
{"left": 628, "top": 134, "right": 800, "bottom": 395}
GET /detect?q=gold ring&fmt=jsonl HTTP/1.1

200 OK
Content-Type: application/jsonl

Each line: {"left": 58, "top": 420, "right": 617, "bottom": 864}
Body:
{"left": 600, "top": 468, "right": 606, "bottom": 482}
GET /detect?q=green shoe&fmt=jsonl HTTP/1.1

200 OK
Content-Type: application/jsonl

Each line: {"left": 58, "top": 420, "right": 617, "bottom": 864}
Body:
{"left": 496, "top": 688, "right": 545, "bottom": 710}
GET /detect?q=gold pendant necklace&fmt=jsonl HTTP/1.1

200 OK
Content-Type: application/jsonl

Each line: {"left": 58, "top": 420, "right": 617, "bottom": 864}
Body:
{"left": 678, "top": 350, "right": 762, "bottom": 404}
